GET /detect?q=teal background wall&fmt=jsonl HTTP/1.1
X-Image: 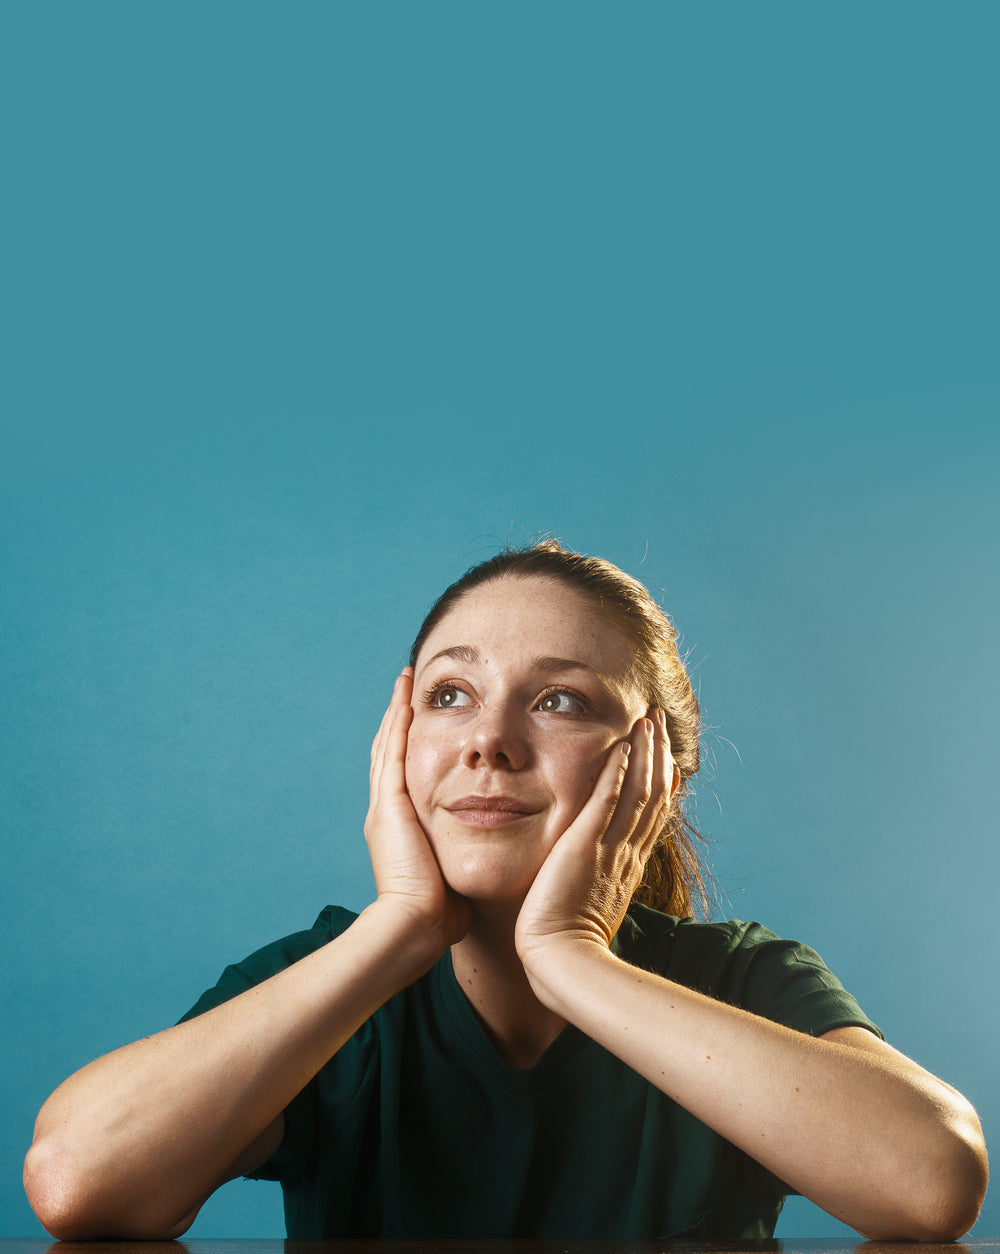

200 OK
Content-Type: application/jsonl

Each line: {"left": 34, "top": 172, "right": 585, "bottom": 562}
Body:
{"left": 2, "top": 2, "right": 996, "bottom": 1238}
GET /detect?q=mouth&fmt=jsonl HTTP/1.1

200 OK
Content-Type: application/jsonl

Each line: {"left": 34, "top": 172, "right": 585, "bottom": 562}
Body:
{"left": 444, "top": 795, "right": 541, "bottom": 828}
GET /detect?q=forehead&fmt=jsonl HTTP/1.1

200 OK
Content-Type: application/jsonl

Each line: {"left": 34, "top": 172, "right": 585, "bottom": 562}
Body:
{"left": 416, "top": 575, "right": 635, "bottom": 682}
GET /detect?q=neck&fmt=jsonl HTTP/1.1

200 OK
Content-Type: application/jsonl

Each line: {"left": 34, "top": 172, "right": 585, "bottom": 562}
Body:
{"left": 450, "top": 901, "right": 567, "bottom": 1069}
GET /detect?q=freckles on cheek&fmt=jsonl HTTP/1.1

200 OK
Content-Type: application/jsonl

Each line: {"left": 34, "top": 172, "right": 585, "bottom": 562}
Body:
{"left": 554, "top": 743, "right": 608, "bottom": 816}
{"left": 403, "top": 725, "right": 439, "bottom": 813}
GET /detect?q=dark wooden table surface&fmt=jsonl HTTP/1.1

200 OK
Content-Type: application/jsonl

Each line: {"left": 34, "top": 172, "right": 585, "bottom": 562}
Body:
{"left": 2, "top": 1240, "right": 998, "bottom": 1254}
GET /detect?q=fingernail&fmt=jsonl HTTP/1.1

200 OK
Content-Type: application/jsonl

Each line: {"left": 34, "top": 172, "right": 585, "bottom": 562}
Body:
{"left": 621, "top": 742, "right": 631, "bottom": 757}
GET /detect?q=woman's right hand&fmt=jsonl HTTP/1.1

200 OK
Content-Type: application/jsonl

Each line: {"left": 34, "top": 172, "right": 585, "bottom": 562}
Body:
{"left": 365, "top": 669, "right": 471, "bottom": 952}
{"left": 25, "top": 669, "right": 469, "bottom": 1242}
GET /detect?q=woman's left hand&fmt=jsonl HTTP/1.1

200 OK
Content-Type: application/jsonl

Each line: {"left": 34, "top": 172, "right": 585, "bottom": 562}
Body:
{"left": 515, "top": 718, "right": 988, "bottom": 1245}
{"left": 515, "top": 709, "right": 676, "bottom": 968}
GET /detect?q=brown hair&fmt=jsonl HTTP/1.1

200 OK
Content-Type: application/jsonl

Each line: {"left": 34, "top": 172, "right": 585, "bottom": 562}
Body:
{"left": 409, "top": 539, "right": 710, "bottom": 919}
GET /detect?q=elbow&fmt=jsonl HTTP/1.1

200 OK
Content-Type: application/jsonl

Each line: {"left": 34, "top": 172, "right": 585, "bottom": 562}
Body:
{"left": 24, "top": 1136, "right": 91, "bottom": 1240}
{"left": 921, "top": 1101, "right": 989, "bottom": 1241}
{"left": 918, "top": 1123, "right": 989, "bottom": 1241}
{"left": 24, "top": 1136, "right": 196, "bottom": 1242}
{"left": 868, "top": 1103, "right": 990, "bottom": 1242}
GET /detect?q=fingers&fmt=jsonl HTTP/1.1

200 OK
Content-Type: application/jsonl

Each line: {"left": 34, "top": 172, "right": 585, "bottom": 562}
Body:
{"left": 604, "top": 708, "right": 674, "bottom": 853}
{"left": 643, "top": 708, "right": 676, "bottom": 853}
{"left": 369, "top": 669, "right": 413, "bottom": 809}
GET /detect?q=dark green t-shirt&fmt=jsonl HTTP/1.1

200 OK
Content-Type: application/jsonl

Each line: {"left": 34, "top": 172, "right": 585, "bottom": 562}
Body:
{"left": 182, "top": 904, "right": 882, "bottom": 1239}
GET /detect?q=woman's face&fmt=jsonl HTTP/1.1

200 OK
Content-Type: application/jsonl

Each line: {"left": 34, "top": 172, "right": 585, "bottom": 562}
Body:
{"left": 406, "top": 575, "right": 648, "bottom": 904}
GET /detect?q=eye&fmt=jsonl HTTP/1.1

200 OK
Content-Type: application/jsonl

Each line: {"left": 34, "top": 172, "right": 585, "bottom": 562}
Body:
{"left": 426, "top": 683, "right": 473, "bottom": 709}
{"left": 536, "top": 690, "right": 587, "bottom": 715}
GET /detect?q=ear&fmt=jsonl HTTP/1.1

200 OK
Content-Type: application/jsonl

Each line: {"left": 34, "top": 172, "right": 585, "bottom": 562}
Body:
{"left": 670, "top": 761, "right": 681, "bottom": 800}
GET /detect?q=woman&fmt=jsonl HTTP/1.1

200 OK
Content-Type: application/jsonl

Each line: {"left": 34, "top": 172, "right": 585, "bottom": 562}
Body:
{"left": 25, "top": 541, "right": 988, "bottom": 1241}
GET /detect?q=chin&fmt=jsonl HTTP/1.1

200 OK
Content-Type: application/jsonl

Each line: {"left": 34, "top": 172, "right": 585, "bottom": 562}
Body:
{"left": 439, "top": 853, "right": 541, "bottom": 906}
{"left": 426, "top": 815, "right": 551, "bottom": 905}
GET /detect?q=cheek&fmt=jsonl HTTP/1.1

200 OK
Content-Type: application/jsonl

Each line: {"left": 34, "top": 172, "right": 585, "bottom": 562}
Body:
{"left": 547, "top": 738, "right": 612, "bottom": 816}
{"left": 404, "top": 721, "right": 447, "bottom": 812}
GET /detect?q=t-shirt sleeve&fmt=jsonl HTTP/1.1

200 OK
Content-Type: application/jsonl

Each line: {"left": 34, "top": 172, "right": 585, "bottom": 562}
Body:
{"left": 623, "top": 909, "right": 883, "bottom": 1203}
{"left": 709, "top": 920, "right": 885, "bottom": 1197}
{"left": 177, "top": 905, "right": 359, "bottom": 1181}
{"left": 621, "top": 907, "right": 882, "bottom": 1041}
{"left": 708, "top": 919, "right": 884, "bottom": 1040}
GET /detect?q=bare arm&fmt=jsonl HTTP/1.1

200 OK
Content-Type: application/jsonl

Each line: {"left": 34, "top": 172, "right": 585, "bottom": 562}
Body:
{"left": 24, "top": 901, "right": 443, "bottom": 1240}
{"left": 523, "top": 941, "right": 987, "bottom": 1240}
{"left": 24, "top": 671, "right": 466, "bottom": 1241}
{"left": 515, "top": 710, "right": 989, "bottom": 1241}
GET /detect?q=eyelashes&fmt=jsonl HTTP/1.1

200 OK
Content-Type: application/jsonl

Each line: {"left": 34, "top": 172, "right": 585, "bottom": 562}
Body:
{"left": 421, "top": 679, "right": 590, "bottom": 716}
{"left": 535, "top": 690, "right": 587, "bottom": 715}
{"left": 423, "top": 681, "right": 471, "bottom": 709}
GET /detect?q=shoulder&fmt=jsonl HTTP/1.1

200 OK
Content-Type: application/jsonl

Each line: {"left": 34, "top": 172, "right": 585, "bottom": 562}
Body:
{"left": 615, "top": 904, "right": 883, "bottom": 1040}
{"left": 179, "top": 905, "right": 359, "bottom": 1022}
{"left": 613, "top": 904, "right": 786, "bottom": 978}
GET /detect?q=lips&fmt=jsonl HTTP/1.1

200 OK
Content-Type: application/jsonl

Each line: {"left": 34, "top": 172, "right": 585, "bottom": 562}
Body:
{"left": 444, "top": 795, "right": 541, "bottom": 827}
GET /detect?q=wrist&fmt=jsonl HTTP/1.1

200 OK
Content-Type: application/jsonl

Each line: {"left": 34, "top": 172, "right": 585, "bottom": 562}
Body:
{"left": 356, "top": 898, "right": 454, "bottom": 989}
{"left": 520, "top": 933, "right": 620, "bottom": 1017}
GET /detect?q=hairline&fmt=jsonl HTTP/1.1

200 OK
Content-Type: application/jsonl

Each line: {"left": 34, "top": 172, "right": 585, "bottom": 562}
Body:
{"left": 411, "top": 574, "right": 650, "bottom": 705}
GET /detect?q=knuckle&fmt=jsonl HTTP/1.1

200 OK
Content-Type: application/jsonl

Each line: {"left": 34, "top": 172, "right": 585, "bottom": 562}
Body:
{"left": 601, "top": 784, "right": 622, "bottom": 809}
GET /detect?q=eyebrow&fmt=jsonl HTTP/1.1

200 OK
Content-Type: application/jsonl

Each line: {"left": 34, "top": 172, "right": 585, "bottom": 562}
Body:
{"left": 418, "top": 645, "right": 620, "bottom": 689}
{"left": 533, "top": 654, "right": 613, "bottom": 683}
{"left": 420, "top": 644, "right": 481, "bottom": 670}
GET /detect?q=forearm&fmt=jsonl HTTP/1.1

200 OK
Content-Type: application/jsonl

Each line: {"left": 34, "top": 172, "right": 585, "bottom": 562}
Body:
{"left": 25, "top": 901, "right": 440, "bottom": 1240}
{"left": 525, "top": 941, "right": 987, "bottom": 1240}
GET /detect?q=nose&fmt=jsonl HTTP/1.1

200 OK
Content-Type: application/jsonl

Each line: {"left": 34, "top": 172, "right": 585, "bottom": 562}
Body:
{"left": 461, "top": 702, "right": 529, "bottom": 771}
